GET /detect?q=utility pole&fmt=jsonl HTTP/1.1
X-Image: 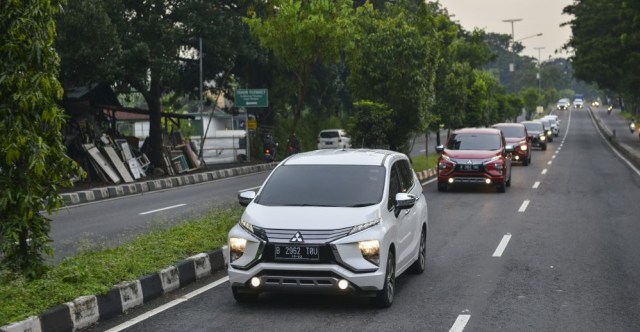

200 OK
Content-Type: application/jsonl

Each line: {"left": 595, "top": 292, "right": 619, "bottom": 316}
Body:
{"left": 199, "top": 37, "right": 204, "bottom": 158}
{"left": 503, "top": 18, "right": 522, "bottom": 121}
{"left": 534, "top": 47, "right": 545, "bottom": 91}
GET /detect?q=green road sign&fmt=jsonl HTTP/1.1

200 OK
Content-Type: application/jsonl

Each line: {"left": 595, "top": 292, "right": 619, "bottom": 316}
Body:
{"left": 235, "top": 89, "right": 268, "bottom": 108}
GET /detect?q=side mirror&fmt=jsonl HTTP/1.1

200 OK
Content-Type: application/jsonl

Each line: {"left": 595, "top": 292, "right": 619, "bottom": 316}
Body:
{"left": 395, "top": 193, "right": 417, "bottom": 210}
{"left": 435, "top": 145, "right": 444, "bottom": 153}
{"left": 238, "top": 191, "right": 256, "bottom": 207}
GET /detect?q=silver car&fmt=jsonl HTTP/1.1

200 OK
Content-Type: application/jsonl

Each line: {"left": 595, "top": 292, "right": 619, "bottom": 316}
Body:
{"left": 228, "top": 149, "right": 428, "bottom": 307}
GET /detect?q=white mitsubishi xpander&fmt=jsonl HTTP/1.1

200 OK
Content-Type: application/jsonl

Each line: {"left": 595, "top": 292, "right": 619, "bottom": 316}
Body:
{"left": 227, "top": 149, "right": 428, "bottom": 307}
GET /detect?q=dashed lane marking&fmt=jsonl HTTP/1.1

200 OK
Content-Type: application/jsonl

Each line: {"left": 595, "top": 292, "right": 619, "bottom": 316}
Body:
{"left": 492, "top": 234, "right": 512, "bottom": 257}
{"left": 449, "top": 314, "right": 471, "bottom": 332}
{"left": 139, "top": 204, "right": 187, "bottom": 215}
{"left": 518, "top": 200, "right": 530, "bottom": 212}
{"left": 532, "top": 182, "right": 540, "bottom": 189}
{"left": 541, "top": 169, "right": 548, "bottom": 175}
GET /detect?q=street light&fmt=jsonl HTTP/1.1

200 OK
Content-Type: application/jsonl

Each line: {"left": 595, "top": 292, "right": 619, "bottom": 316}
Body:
{"left": 502, "top": 18, "right": 522, "bottom": 46}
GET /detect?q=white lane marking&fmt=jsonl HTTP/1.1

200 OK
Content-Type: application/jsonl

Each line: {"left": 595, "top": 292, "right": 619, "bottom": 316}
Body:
{"left": 238, "top": 185, "right": 261, "bottom": 193}
{"left": 518, "top": 200, "right": 530, "bottom": 212}
{"left": 552, "top": 155, "right": 556, "bottom": 159}
{"left": 541, "top": 169, "right": 548, "bottom": 175}
{"left": 139, "top": 204, "right": 186, "bottom": 215}
{"left": 421, "top": 177, "right": 437, "bottom": 186}
{"left": 532, "top": 182, "right": 540, "bottom": 189}
{"left": 547, "top": 161, "right": 553, "bottom": 165}
{"left": 106, "top": 276, "right": 230, "bottom": 332}
{"left": 492, "top": 234, "right": 512, "bottom": 257}
{"left": 449, "top": 314, "right": 471, "bottom": 332}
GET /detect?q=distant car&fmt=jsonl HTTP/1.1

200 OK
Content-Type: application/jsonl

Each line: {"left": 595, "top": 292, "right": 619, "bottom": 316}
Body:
{"left": 573, "top": 98, "right": 584, "bottom": 109}
{"left": 228, "top": 149, "right": 428, "bottom": 307}
{"left": 591, "top": 100, "right": 600, "bottom": 107}
{"left": 557, "top": 98, "right": 571, "bottom": 110}
{"left": 538, "top": 118, "right": 554, "bottom": 142}
{"left": 317, "top": 129, "right": 352, "bottom": 149}
{"left": 542, "top": 116, "right": 559, "bottom": 137}
{"left": 492, "top": 123, "right": 531, "bottom": 166}
{"left": 435, "top": 128, "right": 514, "bottom": 193}
{"left": 521, "top": 121, "right": 547, "bottom": 151}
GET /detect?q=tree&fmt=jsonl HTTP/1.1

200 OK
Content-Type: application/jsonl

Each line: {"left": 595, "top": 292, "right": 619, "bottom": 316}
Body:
{"left": 1, "top": 0, "right": 83, "bottom": 276}
{"left": 56, "top": 0, "right": 248, "bottom": 168}
{"left": 244, "top": 0, "right": 354, "bottom": 136}
{"left": 347, "top": 2, "right": 438, "bottom": 152}
{"left": 347, "top": 101, "right": 394, "bottom": 149}
{"left": 520, "top": 87, "right": 542, "bottom": 120}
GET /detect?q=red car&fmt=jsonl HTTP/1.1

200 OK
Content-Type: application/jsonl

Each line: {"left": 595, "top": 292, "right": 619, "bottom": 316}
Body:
{"left": 435, "top": 128, "right": 514, "bottom": 193}
{"left": 492, "top": 123, "right": 531, "bottom": 166}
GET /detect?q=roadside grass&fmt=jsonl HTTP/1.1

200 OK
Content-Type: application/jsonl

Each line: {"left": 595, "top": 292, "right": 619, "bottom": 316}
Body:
{"left": 412, "top": 154, "right": 439, "bottom": 173}
{"left": 0, "top": 207, "right": 241, "bottom": 327}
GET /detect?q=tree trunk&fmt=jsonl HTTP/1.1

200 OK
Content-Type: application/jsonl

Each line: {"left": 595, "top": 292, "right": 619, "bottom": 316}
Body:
{"left": 425, "top": 131, "right": 428, "bottom": 157}
{"left": 146, "top": 78, "right": 164, "bottom": 169}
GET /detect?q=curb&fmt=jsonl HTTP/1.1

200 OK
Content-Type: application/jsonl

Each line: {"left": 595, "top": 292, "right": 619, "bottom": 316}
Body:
{"left": 0, "top": 249, "right": 226, "bottom": 332}
{"left": 61, "top": 163, "right": 278, "bottom": 207}
{"left": 588, "top": 108, "right": 640, "bottom": 169}
{"left": 415, "top": 167, "right": 438, "bottom": 182}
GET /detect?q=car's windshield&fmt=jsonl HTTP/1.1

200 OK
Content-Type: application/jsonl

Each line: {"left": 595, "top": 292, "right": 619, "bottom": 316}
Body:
{"left": 495, "top": 126, "right": 525, "bottom": 138}
{"left": 446, "top": 133, "right": 501, "bottom": 151}
{"left": 320, "top": 131, "right": 339, "bottom": 138}
{"left": 255, "top": 165, "right": 385, "bottom": 207}
{"left": 523, "top": 122, "right": 543, "bottom": 132}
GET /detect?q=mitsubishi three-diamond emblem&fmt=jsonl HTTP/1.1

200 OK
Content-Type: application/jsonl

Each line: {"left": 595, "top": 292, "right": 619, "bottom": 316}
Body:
{"left": 290, "top": 231, "right": 304, "bottom": 243}
{"left": 467, "top": 160, "right": 473, "bottom": 164}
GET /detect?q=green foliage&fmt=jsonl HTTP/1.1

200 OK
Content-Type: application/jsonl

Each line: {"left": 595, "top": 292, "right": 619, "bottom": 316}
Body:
{"left": 0, "top": 207, "right": 241, "bottom": 326}
{"left": 411, "top": 154, "right": 439, "bottom": 173}
{"left": 347, "top": 101, "right": 394, "bottom": 149}
{"left": 347, "top": 2, "right": 438, "bottom": 152}
{"left": 520, "top": 87, "right": 542, "bottom": 120}
{"left": 0, "top": 0, "right": 85, "bottom": 277}
{"left": 244, "top": 0, "right": 354, "bottom": 134}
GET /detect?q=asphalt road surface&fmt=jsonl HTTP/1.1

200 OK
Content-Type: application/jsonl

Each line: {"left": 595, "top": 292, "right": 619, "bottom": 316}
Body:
{"left": 85, "top": 108, "right": 640, "bottom": 332}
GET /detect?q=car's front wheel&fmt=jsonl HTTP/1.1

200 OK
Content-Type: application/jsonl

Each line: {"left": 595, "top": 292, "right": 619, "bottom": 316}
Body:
{"left": 374, "top": 251, "right": 396, "bottom": 308}
{"left": 232, "top": 286, "right": 259, "bottom": 303}
{"left": 437, "top": 182, "right": 448, "bottom": 192}
{"left": 497, "top": 182, "right": 506, "bottom": 193}
{"left": 408, "top": 228, "right": 427, "bottom": 274}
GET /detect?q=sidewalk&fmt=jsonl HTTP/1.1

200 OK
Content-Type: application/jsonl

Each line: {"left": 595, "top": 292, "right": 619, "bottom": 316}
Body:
{"left": 589, "top": 106, "right": 640, "bottom": 169}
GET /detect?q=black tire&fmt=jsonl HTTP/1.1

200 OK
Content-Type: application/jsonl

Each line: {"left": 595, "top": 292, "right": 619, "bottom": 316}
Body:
{"left": 408, "top": 228, "right": 426, "bottom": 274}
{"left": 522, "top": 157, "right": 529, "bottom": 166}
{"left": 374, "top": 251, "right": 396, "bottom": 308}
{"left": 497, "top": 182, "right": 506, "bottom": 193}
{"left": 232, "top": 286, "right": 259, "bottom": 303}
{"left": 437, "top": 182, "right": 448, "bottom": 192}
{"left": 541, "top": 144, "right": 547, "bottom": 151}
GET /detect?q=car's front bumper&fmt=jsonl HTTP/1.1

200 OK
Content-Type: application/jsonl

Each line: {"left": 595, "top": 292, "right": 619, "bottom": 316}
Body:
{"left": 228, "top": 262, "right": 385, "bottom": 293}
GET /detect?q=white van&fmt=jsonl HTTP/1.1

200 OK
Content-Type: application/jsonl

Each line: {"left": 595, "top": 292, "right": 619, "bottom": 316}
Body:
{"left": 317, "top": 129, "right": 352, "bottom": 149}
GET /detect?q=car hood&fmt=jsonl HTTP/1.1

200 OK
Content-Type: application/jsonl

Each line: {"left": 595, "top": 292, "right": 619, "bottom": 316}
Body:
{"left": 505, "top": 137, "right": 526, "bottom": 144}
{"left": 242, "top": 203, "right": 381, "bottom": 230}
{"left": 527, "top": 130, "right": 543, "bottom": 136}
{"left": 443, "top": 149, "right": 501, "bottom": 159}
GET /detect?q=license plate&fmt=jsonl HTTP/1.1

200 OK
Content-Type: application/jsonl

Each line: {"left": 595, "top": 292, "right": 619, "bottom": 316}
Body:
{"left": 460, "top": 165, "right": 479, "bottom": 171}
{"left": 325, "top": 142, "right": 333, "bottom": 145}
{"left": 274, "top": 245, "right": 319, "bottom": 261}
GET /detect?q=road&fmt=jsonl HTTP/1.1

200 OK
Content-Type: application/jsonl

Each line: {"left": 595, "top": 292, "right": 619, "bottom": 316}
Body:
{"left": 85, "top": 108, "right": 640, "bottom": 331}
{"left": 48, "top": 172, "right": 270, "bottom": 260}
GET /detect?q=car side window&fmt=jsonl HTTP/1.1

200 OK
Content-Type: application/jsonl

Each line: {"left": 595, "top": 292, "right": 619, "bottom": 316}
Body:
{"left": 387, "top": 164, "right": 402, "bottom": 210}
{"left": 397, "top": 160, "right": 414, "bottom": 193}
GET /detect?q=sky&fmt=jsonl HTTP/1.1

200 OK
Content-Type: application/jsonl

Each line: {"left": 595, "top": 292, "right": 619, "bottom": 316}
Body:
{"left": 437, "top": 0, "right": 574, "bottom": 61}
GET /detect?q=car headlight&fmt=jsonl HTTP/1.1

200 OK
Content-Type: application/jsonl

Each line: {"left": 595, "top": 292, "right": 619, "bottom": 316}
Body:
{"left": 349, "top": 219, "right": 380, "bottom": 235}
{"left": 358, "top": 240, "right": 380, "bottom": 265}
{"left": 239, "top": 219, "right": 253, "bottom": 233}
{"left": 229, "top": 237, "right": 247, "bottom": 262}
{"left": 520, "top": 145, "right": 528, "bottom": 151}
{"left": 540, "top": 135, "right": 546, "bottom": 141}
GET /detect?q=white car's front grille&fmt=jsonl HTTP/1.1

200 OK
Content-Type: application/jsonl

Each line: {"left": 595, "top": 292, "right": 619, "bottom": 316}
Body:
{"left": 262, "top": 227, "right": 352, "bottom": 244}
